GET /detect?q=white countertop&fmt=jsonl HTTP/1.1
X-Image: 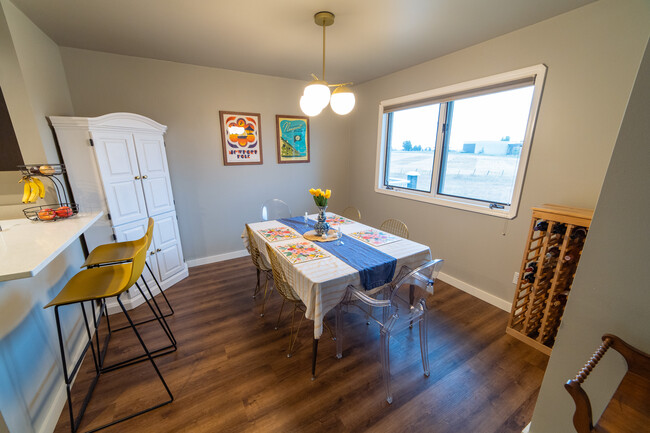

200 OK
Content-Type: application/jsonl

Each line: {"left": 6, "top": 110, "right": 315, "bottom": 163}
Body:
{"left": 0, "top": 211, "right": 103, "bottom": 282}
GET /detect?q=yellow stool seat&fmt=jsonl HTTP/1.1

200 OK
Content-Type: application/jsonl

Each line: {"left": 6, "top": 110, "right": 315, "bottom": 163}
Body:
{"left": 82, "top": 218, "right": 153, "bottom": 268}
{"left": 44, "top": 263, "right": 133, "bottom": 308}
{"left": 81, "top": 240, "right": 144, "bottom": 268}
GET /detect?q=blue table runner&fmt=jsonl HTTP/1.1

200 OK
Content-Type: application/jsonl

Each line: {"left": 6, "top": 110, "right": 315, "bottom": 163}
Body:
{"left": 278, "top": 217, "right": 397, "bottom": 291}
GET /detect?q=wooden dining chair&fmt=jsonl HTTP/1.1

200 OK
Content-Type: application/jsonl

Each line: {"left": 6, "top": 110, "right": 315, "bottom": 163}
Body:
{"left": 341, "top": 206, "right": 361, "bottom": 221}
{"left": 245, "top": 224, "right": 273, "bottom": 316}
{"left": 265, "top": 244, "right": 307, "bottom": 357}
{"left": 565, "top": 334, "right": 650, "bottom": 433}
{"left": 380, "top": 218, "right": 409, "bottom": 239}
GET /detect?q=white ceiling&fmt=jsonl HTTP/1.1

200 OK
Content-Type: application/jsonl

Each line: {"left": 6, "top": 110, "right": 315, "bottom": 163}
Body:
{"left": 10, "top": 0, "right": 595, "bottom": 85}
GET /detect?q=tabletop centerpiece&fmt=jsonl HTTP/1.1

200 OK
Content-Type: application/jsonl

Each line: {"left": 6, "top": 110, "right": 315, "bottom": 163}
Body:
{"left": 309, "top": 188, "right": 331, "bottom": 236}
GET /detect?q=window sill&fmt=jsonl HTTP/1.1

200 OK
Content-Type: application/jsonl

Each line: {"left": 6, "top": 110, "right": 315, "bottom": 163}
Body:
{"left": 374, "top": 186, "right": 518, "bottom": 219}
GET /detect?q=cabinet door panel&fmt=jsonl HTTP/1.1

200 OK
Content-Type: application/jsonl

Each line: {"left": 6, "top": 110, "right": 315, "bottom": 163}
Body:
{"left": 152, "top": 212, "right": 185, "bottom": 281}
{"left": 92, "top": 132, "right": 148, "bottom": 225}
{"left": 112, "top": 219, "right": 158, "bottom": 290}
{"left": 134, "top": 133, "right": 175, "bottom": 216}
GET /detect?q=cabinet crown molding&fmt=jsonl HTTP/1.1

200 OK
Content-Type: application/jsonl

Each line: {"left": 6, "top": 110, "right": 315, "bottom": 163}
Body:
{"left": 49, "top": 112, "right": 167, "bottom": 134}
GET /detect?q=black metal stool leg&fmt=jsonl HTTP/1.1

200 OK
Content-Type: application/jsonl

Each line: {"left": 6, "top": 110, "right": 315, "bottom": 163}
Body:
{"left": 139, "top": 278, "right": 176, "bottom": 346}
{"left": 145, "top": 261, "right": 174, "bottom": 316}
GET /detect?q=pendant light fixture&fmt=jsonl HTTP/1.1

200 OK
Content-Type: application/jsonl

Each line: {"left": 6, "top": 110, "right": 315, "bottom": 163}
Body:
{"left": 300, "top": 11, "right": 356, "bottom": 116}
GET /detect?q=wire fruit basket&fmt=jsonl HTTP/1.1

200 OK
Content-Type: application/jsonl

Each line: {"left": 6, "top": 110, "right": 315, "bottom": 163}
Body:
{"left": 18, "top": 164, "right": 80, "bottom": 221}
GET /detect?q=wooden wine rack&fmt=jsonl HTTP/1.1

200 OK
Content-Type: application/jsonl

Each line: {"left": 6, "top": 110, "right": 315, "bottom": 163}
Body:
{"left": 506, "top": 204, "right": 593, "bottom": 355}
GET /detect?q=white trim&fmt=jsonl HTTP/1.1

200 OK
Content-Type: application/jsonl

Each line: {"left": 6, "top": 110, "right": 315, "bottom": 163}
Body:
{"left": 438, "top": 272, "right": 511, "bottom": 312}
{"left": 186, "top": 249, "right": 249, "bottom": 268}
{"left": 49, "top": 113, "right": 167, "bottom": 134}
{"left": 375, "top": 64, "right": 547, "bottom": 219}
{"left": 522, "top": 422, "right": 531, "bottom": 433}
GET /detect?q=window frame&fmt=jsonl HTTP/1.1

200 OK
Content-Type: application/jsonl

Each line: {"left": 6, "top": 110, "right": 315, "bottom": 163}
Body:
{"left": 374, "top": 64, "right": 547, "bottom": 219}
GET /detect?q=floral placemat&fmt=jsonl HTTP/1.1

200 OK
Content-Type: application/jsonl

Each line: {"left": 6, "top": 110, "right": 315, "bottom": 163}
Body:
{"left": 325, "top": 215, "right": 353, "bottom": 225}
{"left": 348, "top": 229, "right": 400, "bottom": 247}
{"left": 258, "top": 226, "right": 300, "bottom": 242}
{"left": 275, "top": 241, "right": 329, "bottom": 264}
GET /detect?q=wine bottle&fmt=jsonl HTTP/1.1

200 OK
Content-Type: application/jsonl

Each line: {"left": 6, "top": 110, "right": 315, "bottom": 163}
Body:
{"left": 570, "top": 227, "right": 587, "bottom": 240}
{"left": 525, "top": 261, "right": 538, "bottom": 273}
{"left": 551, "top": 223, "right": 567, "bottom": 235}
{"left": 534, "top": 220, "right": 548, "bottom": 231}
{"left": 546, "top": 246, "right": 560, "bottom": 259}
{"left": 523, "top": 272, "right": 535, "bottom": 284}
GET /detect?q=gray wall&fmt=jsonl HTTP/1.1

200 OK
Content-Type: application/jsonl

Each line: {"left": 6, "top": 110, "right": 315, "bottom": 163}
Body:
{"left": 347, "top": 0, "right": 650, "bottom": 304}
{"left": 529, "top": 38, "right": 650, "bottom": 433}
{"left": 0, "top": 1, "right": 85, "bottom": 432}
{"left": 58, "top": 48, "right": 352, "bottom": 263}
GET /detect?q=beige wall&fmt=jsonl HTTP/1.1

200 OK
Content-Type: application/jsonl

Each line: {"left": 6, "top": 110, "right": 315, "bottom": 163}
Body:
{"left": 0, "top": 2, "right": 86, "bottom": 433}
{"left": 59, "top": 48, "right": 352, "bottom": 262}
{"left": 0, "top": 0, "right": 73, "bottom": 217}
{"left": 347, "top": 0, "right": 650, "bottom": 304}
{"left": 529, "top": 37, "right": 650, "bottom": 433}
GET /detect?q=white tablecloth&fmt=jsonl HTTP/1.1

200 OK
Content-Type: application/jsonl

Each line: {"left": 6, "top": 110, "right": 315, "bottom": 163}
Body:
{"left": 243, "top": 215, "right": 431, "bottom": 338}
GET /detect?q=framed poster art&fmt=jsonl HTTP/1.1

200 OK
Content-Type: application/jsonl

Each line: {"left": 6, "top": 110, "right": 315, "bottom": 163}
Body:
{"left": 219, "top": 111, "right": 263, "bottom": 165}
{"left": 275, "top": 115, "right": 310, "bottom": 164}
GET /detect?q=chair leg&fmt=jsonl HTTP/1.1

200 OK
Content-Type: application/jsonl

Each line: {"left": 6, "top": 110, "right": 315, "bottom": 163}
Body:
{"left": 259, "top": 274, "right": 271, "bottom": 317}
{"left": 409, "top": 284, "right": 415, "bottom": 329}
{"left": 110, "top": 273, "right": 172, "bottom": 331}
{"left": 380, "top": 328, "right": 393, "bottom": 404}
{"left": 419, "top": 315, "right": 430, "bottom": 377}
{"left": 287, "top": 304, "right": 305, "bottom": 358}
{"left": 145, "top": 261, "right": 174, "bottom": 316}
{"left": 81, "top": 295, "right": 174, "bottom": 433}
{"left": 139, "top": 279, "right": 176, "bottom": 346}
{"left": 274, "top": 298, "right": 286, "bottom": 330}
{"left": 253, "top": 268, "right": 261, "bottom": 298}
{"left": 101, "top": 283, "right": 177, "bottom": 373}
{"left": 335, "top": 304, "right": 343, "bottom": 359}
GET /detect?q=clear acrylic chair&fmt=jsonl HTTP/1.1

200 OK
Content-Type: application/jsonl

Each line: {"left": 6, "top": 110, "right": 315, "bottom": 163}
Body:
{"left": 335, "top": 259, "right": 444, "bottom": 403}
{"left": 261, "top": 199, "right": 291, "bottom": 221}
{"left": 341, "top": 206, "right": 361, "bottom": 221}
{"left": 245, "top": 224, "right": 273, "bottom": 316}
{"left": 380, "top": 218, "right": 409, "bottom": 239}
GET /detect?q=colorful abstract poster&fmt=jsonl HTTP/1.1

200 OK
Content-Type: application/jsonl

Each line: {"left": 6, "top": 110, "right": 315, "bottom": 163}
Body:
{"left": 258, "top": 227, "right": 300, "bottom": 242}
{"left": 275, "top": 241, "right": 329, "bottom": 264}
{"left": 219, "top": 111, "right": 262, "bottom": 165}
{"left": 276, "top": 115, "right": 310, "bottom": 163}
{"left": 348, "top": 230, "right": 401, "bottom": 247}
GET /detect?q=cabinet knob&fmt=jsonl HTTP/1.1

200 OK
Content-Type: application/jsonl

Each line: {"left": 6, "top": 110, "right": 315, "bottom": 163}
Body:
{"left": 134, "top": 175, "right": 141, "bottom": 180}
{"left": 142, "top": 175, "right": 148, "bottom": 179}
{"left": 150, "top": 251, "right": 155, "bottom": 255}
{"left": 156, "top": 248, "right": 162, "bottom": 252}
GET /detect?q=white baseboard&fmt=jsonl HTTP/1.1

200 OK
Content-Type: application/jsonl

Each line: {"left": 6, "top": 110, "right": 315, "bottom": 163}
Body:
{"left": 105, "top": 265, "right": 189, "bottom": 315}
{"left": 438, "top": 272, "right": 511, "bottom": 312}
{"left": 186, "top": 249, "right": 249, "bottom": 267}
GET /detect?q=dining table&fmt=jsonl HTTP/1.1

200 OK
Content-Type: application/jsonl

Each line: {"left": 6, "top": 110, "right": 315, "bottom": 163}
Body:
{"left": 242, "top": 213, "right": 432, "bottom": 377}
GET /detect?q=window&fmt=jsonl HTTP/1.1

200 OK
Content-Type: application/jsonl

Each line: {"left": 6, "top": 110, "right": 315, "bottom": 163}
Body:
{"left": 375, "top": 65, "right": 546, "bottom": 218}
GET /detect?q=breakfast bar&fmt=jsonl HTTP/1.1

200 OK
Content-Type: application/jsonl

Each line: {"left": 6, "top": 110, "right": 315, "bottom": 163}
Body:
{"left": 0, "top": 211, "right": 103, "bottom": 282}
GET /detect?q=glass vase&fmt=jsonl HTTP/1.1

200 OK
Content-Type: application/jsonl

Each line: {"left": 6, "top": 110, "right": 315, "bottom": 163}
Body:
{"left": 314, "top": 206, "right": 330, "bottom": 236}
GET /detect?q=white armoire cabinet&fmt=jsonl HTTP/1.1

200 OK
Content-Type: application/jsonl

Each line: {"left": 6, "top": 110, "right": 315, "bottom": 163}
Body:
{"left": 49, "top": 113, "right": 188, "bottom": 312}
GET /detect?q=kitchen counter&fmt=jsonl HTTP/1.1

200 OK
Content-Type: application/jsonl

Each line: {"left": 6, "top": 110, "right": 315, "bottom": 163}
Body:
{"left": 0, "top": 211, "right": 103, "bottom": 282}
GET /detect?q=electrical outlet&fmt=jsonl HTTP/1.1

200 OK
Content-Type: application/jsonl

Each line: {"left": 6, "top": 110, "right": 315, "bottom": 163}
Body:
{"left": 512, "top": 272, "right": 519, "bottom": 284}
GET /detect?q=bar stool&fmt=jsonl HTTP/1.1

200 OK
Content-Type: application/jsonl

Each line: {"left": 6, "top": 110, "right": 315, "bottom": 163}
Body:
{"left": 82, "top": 218, "right": 175, "bottom": 321}
{"left": 44, "top": 240, "right": 173, "bottom": 432}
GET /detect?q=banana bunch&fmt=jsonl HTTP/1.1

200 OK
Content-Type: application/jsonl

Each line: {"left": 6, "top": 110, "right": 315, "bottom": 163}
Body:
{"left": 19, "top": 176, "right": 45, "bottom": 203}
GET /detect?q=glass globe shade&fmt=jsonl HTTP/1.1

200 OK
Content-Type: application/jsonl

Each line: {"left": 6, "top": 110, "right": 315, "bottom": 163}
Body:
{"left": 330, "top": 86, "right": 356, "bottom": 115}
{"left": 303, "top": 80, "right": 331, "bottom": 110}
{"left": 300, "top": 94, "right": 323, "bottom": 117}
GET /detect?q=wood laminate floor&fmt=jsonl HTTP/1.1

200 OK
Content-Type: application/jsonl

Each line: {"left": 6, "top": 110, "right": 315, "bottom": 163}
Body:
{"left": 53, "top": 257, "right": 548, "bottom": 433}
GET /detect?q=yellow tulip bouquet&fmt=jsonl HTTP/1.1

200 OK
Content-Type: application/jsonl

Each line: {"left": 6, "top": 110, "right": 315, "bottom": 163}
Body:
{"left": 309, "top": 188, "right": 331, "bottom": 207}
